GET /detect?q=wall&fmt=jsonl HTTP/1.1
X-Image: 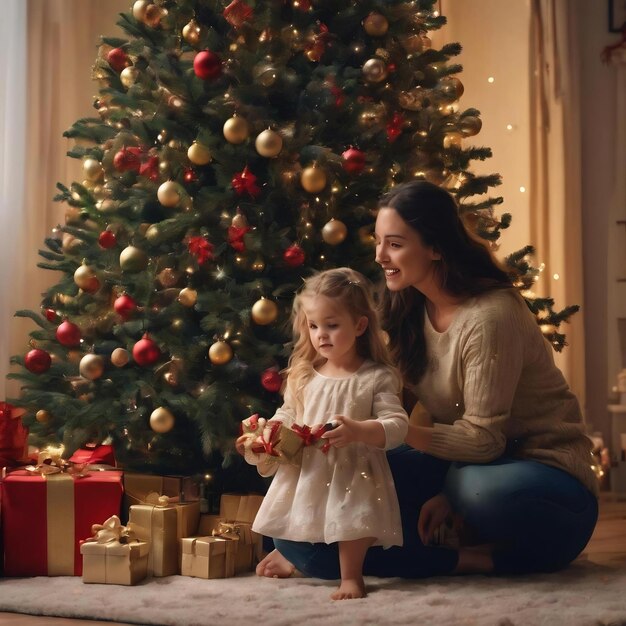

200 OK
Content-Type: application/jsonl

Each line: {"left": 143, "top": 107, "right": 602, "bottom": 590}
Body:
{"left": 577, "top": 0, "right": 622, "bottom": 441}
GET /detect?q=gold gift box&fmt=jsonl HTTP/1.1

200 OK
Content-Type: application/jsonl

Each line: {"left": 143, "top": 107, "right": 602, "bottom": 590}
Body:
{"left": 128, "top": 503, "right": 178, "bottom": 577}
{"left": 122, "top": 473, "right": 200, "bottom": 538}
{"left": 80, "top": 540, "right": 149, "bottom": 585}
{"left": 196, "top": 494, "right": 264, "bottom": 573}
{"left": 180, "top": 536, "right": 236, "bottom": 579}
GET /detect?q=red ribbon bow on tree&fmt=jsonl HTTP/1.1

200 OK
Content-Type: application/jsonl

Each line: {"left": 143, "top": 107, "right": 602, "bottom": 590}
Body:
{"left": 227, "top": 225, "right": 251, "bottom": 252}
{"left": 187, "top": 236, "right": 214, "bottom": 264}
{"left": 232, "top": 166, "right": 261, "bottom": 198}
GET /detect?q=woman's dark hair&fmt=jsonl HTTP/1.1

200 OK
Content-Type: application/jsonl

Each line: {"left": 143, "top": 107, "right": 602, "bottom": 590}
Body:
{"left": 378, "top": 180, "right": 514, "bottom": 385}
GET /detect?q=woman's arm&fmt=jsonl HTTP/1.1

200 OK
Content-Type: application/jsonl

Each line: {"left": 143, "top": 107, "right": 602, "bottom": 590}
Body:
{"left": 404, "top": 423, "right": 434, "bottom": 451}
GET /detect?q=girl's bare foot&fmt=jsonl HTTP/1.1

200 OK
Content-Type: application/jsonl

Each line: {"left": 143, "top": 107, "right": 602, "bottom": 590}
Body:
{"left": 331, "top": 577, "right": 366, "bottom": 600}
{"left": 255, "top": 549, "right": 296, "bottom": 578}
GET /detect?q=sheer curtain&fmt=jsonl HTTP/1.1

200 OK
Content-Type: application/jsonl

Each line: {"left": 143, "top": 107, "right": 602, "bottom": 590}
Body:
{"left": 529, "top": 0, "right": 586, "bottom": 406}
{"left": 1, "top": 0, "right": 127, "bottom": 399}
{"left": 0, "top": 1, "right": 27, "bottom": 399}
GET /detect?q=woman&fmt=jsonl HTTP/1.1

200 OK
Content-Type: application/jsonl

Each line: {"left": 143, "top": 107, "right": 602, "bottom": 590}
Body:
{"left": 256, "top": 180, "right": 598, "bottom": 579}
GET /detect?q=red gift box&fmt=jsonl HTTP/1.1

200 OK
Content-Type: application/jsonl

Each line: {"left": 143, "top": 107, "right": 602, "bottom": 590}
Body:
{"left": 1, "top": 469, "right": 123, "bottom": 576}
{"left": 0, "top": 402, "right": 28, "bottom": 467}
{"left": 68, "top": 444, "right": 116, "bottom": 467}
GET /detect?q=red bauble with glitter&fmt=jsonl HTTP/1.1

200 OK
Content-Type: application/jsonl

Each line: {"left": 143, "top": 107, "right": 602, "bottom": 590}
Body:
{"left": 107, "top": 47, "right": 129, "bottom": 72}
{"left": 24, "top": 348, "right": 52, "bottom": 374}
{"left": 98, "top": 230, "right": 117, "bottom": 249}
{"left": 114, "top": 294, "right": 137, "bottom": 319}
{"left": 261, "top": 369, "right": 282, "bottom": 393}
{"left": 132, "top": 333, "right": 161, "bottom": 366}
{"left": 341, "top": 147, "right": 366, "bottom": 174}
{"left": 193, "top": 50, "right": 222, "bottom": 80}
{"left": 283, "top": 244, "right": 305, "bottom": 267}
{"left": 183, "top": 168, "right": 197, "bottom": 184}
{"left": 113, "top": 147, "right": 142, "bottom": 172}
{"left": 56, "top": 320, "right": 81, "bottom": 347}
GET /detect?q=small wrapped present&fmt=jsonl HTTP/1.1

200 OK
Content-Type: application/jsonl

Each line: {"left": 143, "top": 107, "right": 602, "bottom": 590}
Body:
{"left": 180, "top": 535, "right": 236, "bottom": 579}
{"left": 122, "top": 472, "right": 200, "bottom": 534}
{"left": 80, "top": 515, "right": 149, "bottom": 585}
{"left": 128, "top": 493, "right": 179, "bottom": 577}
{"left": 241, "top": 415, "right": 310, "bottom": 467}
{"left": 68, "top": 444, "right": 116, "bottom": 467}
{"left": 1, "top": 463, "right": 123, "bottom": 576}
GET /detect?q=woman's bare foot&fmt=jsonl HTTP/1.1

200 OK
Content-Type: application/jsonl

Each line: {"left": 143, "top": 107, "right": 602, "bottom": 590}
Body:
{"left": 331, "top": 577, "right": 366, "bottom": 600}
{"left": 255, "top": 549, "right": 296, "bottom": 578}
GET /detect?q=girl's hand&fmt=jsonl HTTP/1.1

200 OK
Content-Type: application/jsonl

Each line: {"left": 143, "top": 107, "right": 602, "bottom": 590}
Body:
{"left": 321, "top": 416, "right": 358, "bottom": 448}
{"left": 235, "top": 434, "right": 248, "bottom": 456}
{"left": 418, "top": 492, "right": 451, "bottom": 545}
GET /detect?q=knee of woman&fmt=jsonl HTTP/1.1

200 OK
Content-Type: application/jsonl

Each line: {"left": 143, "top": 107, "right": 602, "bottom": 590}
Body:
{"left": 444, "top": 463, "right": 502, "bottom": 512}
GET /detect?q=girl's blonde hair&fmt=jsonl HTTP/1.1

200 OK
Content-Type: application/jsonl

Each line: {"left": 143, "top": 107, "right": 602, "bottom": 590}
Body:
{"left": 284, "top": 267, "right": 395, "bottom": 415}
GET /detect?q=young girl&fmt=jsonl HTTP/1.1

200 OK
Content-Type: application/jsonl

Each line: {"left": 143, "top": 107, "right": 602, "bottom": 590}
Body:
{"left": 239, "top": 267, "right": 408, "bottom": 600}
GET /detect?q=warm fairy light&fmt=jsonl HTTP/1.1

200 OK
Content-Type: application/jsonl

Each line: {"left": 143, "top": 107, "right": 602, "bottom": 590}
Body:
{"left": 487, "top": 76, "right": 495, "bottom": 83}
{"left": 519, "top": 186, "right": 526, "bottom": 193}
{"left": 214, "top": 266, "right": 226, "bottom": 280}
{"left": 433, "top": 10, "right": 440, "bottom": 16}
{"left": 204, "top": 473, "right": 212, "bottom": 482}
{"left": 553, "top": 273, "right": 560, "bottom": 280}
{"left": 506, "top": 124, "right": 514, "bottom": 131}
{"left": 539, "top": 263, "right": 546, "bottom": 271}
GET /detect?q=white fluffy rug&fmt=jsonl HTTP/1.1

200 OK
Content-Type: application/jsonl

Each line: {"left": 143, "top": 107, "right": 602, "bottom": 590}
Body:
{"left": 1, "top": 559, "right": 625, "bottom": 626}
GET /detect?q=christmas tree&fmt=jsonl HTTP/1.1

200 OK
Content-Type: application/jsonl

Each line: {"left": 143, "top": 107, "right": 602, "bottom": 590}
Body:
{"left": 8, "top": 0, "right": 576, "bottom": 480}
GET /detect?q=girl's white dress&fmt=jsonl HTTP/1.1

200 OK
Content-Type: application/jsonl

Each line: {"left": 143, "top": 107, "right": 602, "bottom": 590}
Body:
{"left": 251, "top": 360, "right": 408, "bottom": 548}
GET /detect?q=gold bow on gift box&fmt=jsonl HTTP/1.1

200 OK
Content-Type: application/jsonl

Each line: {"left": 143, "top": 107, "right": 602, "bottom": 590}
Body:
{"left": 24, "top": 445, "right": 112, "bottom": 477}
{"left": 84, "top": 515, "right": 137, "bottom": 545}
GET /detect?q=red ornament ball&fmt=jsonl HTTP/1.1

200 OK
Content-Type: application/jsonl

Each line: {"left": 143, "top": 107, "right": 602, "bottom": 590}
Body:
{"left": 98, "top": 230, "right": 117, "bottom": 249}
{"left": 132, "top": 333, "right": 161, "bottom": 366}
{"left": 24, "top": 348, "right": 52, "bottom": 374}
{"left": 193, "top": 50, "right": 222, "bottom": 80}
{"left": 43, "top": 308, "right": 58, "bottom": 322}
{"left": 261, "top": 369, "right": 282, "bottom": 393}
{"left": 107, "top": 47, "right": 129, "bottom": 72}
{"left": 341, "top": 147, "right": 366, "bottom": 174}
{"left": 183, "top": 168, "right": 197, "bottom": 183}
{"left": 283, "top": 243, "right": 305, "bottom": 267}
{"left": 56, "top": 320, "right": 81, "bottom": 347}
{"left": 114, "top": 294, "right": 137, "bottom": 319}
{"left": 113, "top": 147, "right": 141, "bottom": 172}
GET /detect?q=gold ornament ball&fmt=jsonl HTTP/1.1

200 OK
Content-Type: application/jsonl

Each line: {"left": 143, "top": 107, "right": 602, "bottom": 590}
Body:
{"left": 145, "top": 224, "right": 161, "bottom": 243}
{"left": 150, "top": 407, "right": 175, "bottom": 433}
{"left": 401, "top": 33, "right": 431, "bottom": 53}
{"left": 79, "top": 354, "right": 105, "bottom": 380}
{"left": 231, "top": 213, "right": 248, "bottom": 229}
{"left": 74, "top": 264, "right": 100, "bottom": 292}
{"left": 178, "top": 287, "right": 198, "bottom": 307}
{"left": 440, "top": 77, "right": 464, "bottom": 101}
{"left": 111, "top": 347, "right": 130, "bottom": 367}
{"left": 83, "top": 158, "right": 103, "bottom": 182}
{"left": 36, "top": 409, "right": 51, "bottom": 423}
{"left": 157, "top": 180, "right": 182, "bottom": 207}
{"left": 120, "top": 245, "right": 148, "bottom": 272}
{"left": 144, "top": 4, "right": 163, "bottom": 28}
{"left": 363, "top": 12, "right": 389, "bottom": 37}
{"left": 460, "top": 116, "right": 482, "bottom": 137}
{"left": 362, "top": 58, "right": 388, "bottom": 83}
{"left": 132, "top": 0, "right": 150, "bottom": 21}
{"left": 443, "top": 132, "right": 463, "bottom": 149}
{"left": 255, "top": 129, "right": 283, "bottom": 158}
{"left": 187, "top": 142, "right": 212, "bottom": 165}
{"left": 182, "top": 19, "right": 205, "bottom": 45}
{"left": 251, "top": 298, "right": 279, "bottom": 325}
{"left": 208, "top": 340, "right": 233, "bottom": 365}
{"left": 120, "top": 66, "right": 139, "bottom": 88}
{"left": 223, "top": 116, "right": 249, "bottom": 144}
{"left": 321, "top": 219, "right": 348, "bottom": 245}
{"left": 300, "top": 165, "right": 327, "bottom": 193}
{"left": 158, "top": 267, "right": 182, "bottom": 287}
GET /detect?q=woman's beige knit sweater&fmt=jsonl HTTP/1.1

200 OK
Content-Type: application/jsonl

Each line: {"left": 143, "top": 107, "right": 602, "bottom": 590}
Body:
{"left": 413, "top": 288, "right": 598, "bottom": 496}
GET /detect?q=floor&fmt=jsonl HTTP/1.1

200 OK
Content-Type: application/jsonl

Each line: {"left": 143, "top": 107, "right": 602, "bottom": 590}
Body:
{"left": 1, "top": 494, "right": 625, "bottom": 626}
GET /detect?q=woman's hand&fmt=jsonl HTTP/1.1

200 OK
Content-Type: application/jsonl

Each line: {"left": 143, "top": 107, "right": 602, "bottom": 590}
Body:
{"left": 418, "top": 492, "right": 451, "bottom": 546}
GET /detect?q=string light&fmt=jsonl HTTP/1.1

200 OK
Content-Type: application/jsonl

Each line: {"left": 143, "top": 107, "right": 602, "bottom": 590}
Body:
{"left": 487, "top": 76, "right": 495, "bottom": 83}
{"left": 519, "top": 186, "right": 526, "bottom": 193}
{"left": 553, "top": 273, "right": 560, "bottom": 280}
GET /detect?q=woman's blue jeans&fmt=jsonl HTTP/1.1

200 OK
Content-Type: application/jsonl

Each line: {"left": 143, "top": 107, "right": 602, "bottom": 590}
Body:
{"left": 273, "top": 445, "right": 598, "bottom": 579}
